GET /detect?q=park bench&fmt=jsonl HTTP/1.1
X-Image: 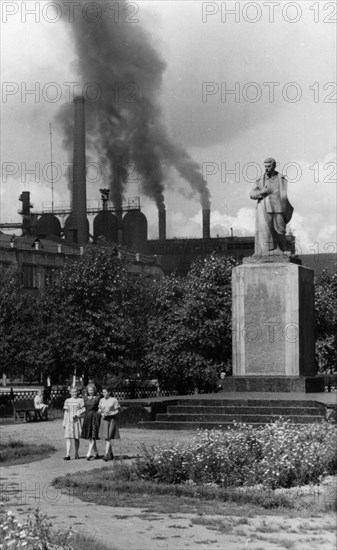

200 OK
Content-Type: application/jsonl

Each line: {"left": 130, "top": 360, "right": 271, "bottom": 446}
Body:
{"left": 12, "top": 399, "right": 48, "bottom": 422}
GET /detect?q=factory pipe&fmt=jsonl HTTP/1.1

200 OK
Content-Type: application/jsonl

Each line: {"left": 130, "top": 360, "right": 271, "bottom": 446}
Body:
{"left": 72, "top": 95, "right": 88, "bottom": 245}
{"left": 202, "top": 209, "right": 211, "bottom": 239}
{"left": 158, "top": 209, "right": 166, "bottom": 240}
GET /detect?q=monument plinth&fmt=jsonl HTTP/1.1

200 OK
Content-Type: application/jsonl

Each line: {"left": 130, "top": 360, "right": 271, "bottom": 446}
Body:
{"left": 226, "top": 157, "right": 322, "bottom": 392}
{"left": 232, "top": 262, "right": 315, "bottom": 391}
{"left": 230, "top": 261, "right": 320, "bottom": 391}
{"left": 233, "top": 262, "right": 315, "bottom": 377}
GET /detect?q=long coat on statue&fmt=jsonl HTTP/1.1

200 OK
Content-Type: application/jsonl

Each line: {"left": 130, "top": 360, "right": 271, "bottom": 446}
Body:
{"left": 250, "top": 172, "right": 293, "bottom": 254}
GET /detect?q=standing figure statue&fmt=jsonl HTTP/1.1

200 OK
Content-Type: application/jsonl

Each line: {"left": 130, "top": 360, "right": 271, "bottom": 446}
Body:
{"left": 250, "top": 158, "right": 293, "bottom": 257}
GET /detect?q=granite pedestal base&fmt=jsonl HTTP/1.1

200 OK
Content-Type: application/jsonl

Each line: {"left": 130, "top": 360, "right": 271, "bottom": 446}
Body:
{"left": 221, "top": 376, "right": 324, "bottom": 393}
{"left": 232, "top": 262, "right": 315, "bottom": 380}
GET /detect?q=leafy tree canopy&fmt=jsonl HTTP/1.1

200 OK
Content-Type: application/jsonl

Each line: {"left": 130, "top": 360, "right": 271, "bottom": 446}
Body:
{"left": 314, "top": 268, "right": 337, "bottom": 373}
{"left": 144, "top": 255, "right": 237, "bottom": 393}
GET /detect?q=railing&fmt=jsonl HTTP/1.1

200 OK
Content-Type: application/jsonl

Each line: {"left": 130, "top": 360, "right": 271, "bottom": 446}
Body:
{"left": 0, "top": 389, "right": 69, "bottom": 418}
{"left": 110, "top": 386, "right": 159, "bottom": 400}
{"left": 0, "top": 386, "right": 186, "bottom": 418}
{"left": 317, "top": 375, "right": 337, "bottom": 393}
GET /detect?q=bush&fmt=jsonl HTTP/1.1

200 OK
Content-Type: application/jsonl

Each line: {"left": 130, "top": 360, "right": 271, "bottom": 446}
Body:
{"left": 0, "top": 508, "right": 72, "bottom": 550}
{"left": 0, "top": 506, "right": 112, "bottom": 550}
{"left": 136, "top": 419, "right": 337, "bottom": 489}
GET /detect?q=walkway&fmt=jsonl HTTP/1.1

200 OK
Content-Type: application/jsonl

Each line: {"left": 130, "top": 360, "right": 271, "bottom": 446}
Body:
{"left": 1, "top": 420, "right": 336, "bottom": 550}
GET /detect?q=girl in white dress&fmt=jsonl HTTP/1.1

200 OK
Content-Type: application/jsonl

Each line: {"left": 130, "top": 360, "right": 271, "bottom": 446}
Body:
{"left": 63, "top": 386, "right": 84, "bottom": 460}
{"left": 98, "top": 387, "right": 120, "bottom": 461}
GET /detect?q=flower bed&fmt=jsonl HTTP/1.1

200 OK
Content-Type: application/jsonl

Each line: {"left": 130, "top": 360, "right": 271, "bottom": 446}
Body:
{"left": 136, "top": 419, "right": 337, "bottom": 489}
{"left": 0, "top": 508, "right": 72, "bottom": 550}
{"left": 0, "top": 506, "right": 110, "bottom": 550}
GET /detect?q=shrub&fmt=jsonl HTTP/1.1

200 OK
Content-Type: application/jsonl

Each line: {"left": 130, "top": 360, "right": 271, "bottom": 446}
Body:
{"left": 136, "top": 419, "right": 337, "bottom": 489}
{"left": 0, "top": 506, "right": 112, "bottom": 550}
{"left": 0, "top": 507, "right": 72, "bottom": 550}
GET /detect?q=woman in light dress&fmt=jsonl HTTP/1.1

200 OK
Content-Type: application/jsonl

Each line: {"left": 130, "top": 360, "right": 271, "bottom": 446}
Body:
{"left": 62, "top": 386, "right": 84, "bottom": 460}
{"left": 98, "top": 387, "right": 121, "bottom": 461}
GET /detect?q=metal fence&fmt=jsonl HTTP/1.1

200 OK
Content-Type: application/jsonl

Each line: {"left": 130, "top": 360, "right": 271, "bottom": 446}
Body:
{"left": 0, "top": 385, "right": 184, "bottom": 419}
{"left": 1, "top": 376, "right": 335, "bottom": 420}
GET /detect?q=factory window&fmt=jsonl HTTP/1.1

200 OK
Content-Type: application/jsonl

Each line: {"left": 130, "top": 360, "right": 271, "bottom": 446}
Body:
{"left": 22, "top": 265, "right": 38, "bottom": 289}
{"left": 45, "top": 269, "right": 57, "bottom": 287}
{"left": 35, "top": 272, "right": 42, "bottom": 288}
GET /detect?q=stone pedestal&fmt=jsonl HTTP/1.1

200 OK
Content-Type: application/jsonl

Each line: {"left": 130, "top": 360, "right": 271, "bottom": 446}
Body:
{"left": 232, "top": 262, "right": 315, "bottom": 379}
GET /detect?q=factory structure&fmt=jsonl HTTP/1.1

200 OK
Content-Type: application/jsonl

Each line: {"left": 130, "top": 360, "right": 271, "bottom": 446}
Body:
{"left": 0, "top": 96, "right": 298, "bottom": 288}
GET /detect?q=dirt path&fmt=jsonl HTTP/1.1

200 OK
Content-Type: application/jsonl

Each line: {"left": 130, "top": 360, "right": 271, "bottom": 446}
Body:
{"left": 1, "top": 421, "right": 336, "bottom": 550}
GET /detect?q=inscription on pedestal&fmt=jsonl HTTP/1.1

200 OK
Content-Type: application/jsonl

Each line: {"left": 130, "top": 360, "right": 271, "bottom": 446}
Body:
{"left": 244, "top": 278, "right": 285, "bottom": 375}
{"left": 232, "top": 263, "right": 314, "bottom": 377}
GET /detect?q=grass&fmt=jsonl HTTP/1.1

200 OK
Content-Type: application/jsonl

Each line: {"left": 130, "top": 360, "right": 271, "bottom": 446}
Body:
{"left": 58, "top": 531, "right": 115, "bottom": 550}
{"left": 0, "top": 438, "right": 56, "bottom": 465}
{"left": 257, "top": 519, "right": 281, "bottom": 533}
{"left": 53, "top": 474, "right": 289, "bottom": 515}
{"left": 191, "top": 516, "right": 233, "bottom": 533}
{"left": 53, "top": 464, "right": 337, "bottom": 517}
{"left": 41, "top": 528, "right": 117, "bottom": 550}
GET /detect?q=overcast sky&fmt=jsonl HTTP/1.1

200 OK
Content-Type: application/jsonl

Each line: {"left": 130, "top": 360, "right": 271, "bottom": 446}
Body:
{"left": 1, "top": 0, "right": 336, "bottom": 254}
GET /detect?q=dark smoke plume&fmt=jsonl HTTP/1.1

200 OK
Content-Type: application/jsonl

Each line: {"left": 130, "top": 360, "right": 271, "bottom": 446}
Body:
{"left": 56, "top": 0, "right": 210, "bottom": 211}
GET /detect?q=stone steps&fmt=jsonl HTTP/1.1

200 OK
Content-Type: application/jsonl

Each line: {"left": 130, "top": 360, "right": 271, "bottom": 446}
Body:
{"left": 166, "top": 405, "right": 321, "bottom": 416}
{"left": 173, "top": 399, "right": 324, "bottom": 408}
{"left": 156, "top": 413, "right": 324, "bottom": 423}
{"left": 138, "top": 398, "right": 327, "bottom": 430}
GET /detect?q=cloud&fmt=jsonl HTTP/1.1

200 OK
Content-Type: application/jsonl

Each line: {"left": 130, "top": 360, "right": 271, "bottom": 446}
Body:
{"left": 153, "top": 207, "right": 256, "bottom": 240}
{"left": 1, "top": 0, "right": 335, "bottom": 257}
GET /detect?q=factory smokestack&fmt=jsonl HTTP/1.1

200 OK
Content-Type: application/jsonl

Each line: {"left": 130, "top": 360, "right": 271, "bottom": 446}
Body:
{"left": 158, "top": 209, "right": 166, "bottom": 240}
{"left": 202, "top": 209, "right": 211, "bottom": 239}
{"left": 72, "top": 95, "right": 88, "bottom": 245}
{"left": 57, "top": 1, "right": 211, "bottom": 216}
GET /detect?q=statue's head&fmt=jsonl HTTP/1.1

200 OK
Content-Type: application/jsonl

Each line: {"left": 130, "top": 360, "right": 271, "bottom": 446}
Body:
{"left": 264, "top": 157, "right": 276, "bottom": 175}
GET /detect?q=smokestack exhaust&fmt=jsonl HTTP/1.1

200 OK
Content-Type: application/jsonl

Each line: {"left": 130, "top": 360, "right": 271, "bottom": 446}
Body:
{"left": 72, "top": 95, "right": 88, "bottom": 246}
{"left": 202, "top": 209, "right": 210, "bottom": 239}
{"left": 158, "top": 209, "right": 166, "bottom": 240}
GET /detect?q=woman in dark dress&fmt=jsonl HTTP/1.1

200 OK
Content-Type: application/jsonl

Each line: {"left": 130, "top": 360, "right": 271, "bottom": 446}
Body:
{"left": 81, "top": 384, "right": 101, "bottom": 460}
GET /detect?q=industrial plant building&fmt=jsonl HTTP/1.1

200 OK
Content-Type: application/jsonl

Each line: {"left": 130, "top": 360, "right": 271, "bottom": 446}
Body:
{"left": 3, "top": 95, "right": 322, "bottom": 285}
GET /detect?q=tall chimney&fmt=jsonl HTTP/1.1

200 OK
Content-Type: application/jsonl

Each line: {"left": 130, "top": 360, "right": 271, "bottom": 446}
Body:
{"left": 202, "top": 209, "right": 210, "bottom": 239}
{"left": 158, "top": 209, "right": 166, "bottom": 240}
{"left": 72, "top": 96, "right": 88, "bottom": 245}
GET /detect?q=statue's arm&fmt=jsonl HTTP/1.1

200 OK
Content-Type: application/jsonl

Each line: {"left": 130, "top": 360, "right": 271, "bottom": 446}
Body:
{"left": 260, "top": 186, "right": 272, "bottom": 196}
{"left": 250, "top": 187, "right": 263, "bottom": 200}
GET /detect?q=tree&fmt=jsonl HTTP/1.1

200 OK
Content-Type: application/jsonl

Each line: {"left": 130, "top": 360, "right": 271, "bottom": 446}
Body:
{"left": 0, "top": 265, "right": 39, "bottom": 379}
{"left": 314, "top": 268, "right": 337, "bottom": 373}
{"left": 30, "top": 244, "right": 156, "bottom": 384}
{"left": 144, "top": 255, "right": 237, "bottom": 393}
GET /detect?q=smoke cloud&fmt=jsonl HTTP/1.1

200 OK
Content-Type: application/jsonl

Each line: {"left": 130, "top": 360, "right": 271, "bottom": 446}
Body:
{"left": 55, "top": 0, "right": 210, "bottom": 212}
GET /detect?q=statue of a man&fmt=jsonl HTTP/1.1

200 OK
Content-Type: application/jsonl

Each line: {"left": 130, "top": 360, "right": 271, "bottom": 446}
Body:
{"left": 250, "top": 158, "right": 293, "bottom": 256}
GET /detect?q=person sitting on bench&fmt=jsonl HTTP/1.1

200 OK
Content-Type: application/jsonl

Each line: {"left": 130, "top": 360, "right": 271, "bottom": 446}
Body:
{"left": 34, "top": 390, "right": 48, "bottom": 418}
